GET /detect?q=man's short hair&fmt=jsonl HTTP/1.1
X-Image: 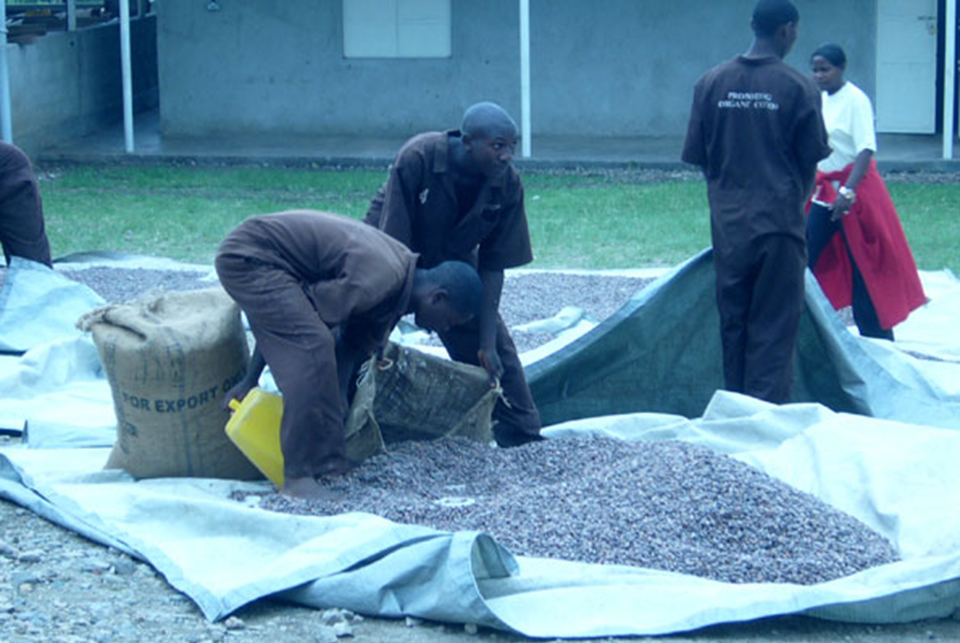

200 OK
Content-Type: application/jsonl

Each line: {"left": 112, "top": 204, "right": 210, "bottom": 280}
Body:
{"left": 752, "top": 0, "right": 799, "bottom": 37}
{"left": 461, "top": 102, "right": 518, "bottom": 140}
{"left": 424, "top": 261, "right": 483, "bottom": 317}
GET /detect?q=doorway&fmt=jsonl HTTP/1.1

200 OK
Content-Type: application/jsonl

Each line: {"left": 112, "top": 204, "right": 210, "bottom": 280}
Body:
{"left": 876, "top": 0, "right": 939, "bottom": 133}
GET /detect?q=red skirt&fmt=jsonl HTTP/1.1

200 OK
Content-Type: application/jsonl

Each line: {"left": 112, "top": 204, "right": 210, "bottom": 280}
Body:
{"left": 810, "top": 161, "right": 926, "bottom": 329}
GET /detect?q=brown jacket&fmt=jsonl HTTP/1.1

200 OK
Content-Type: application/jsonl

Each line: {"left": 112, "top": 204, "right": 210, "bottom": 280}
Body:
{"left": 364, "top": 130, "right": 533, "bottom": 271}
{"left": 217, "top": 210, "right": 417, "bottom": 352}
{"left": 682, "top": 55, "right": 831, "bottom": 251}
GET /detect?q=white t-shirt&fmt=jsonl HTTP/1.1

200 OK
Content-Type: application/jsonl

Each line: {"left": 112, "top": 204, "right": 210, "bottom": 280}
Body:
{"left": 818, "top": 81, "right": 877, "bottom": 173}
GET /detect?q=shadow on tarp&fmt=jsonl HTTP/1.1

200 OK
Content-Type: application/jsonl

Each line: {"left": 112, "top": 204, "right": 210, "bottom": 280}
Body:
{"left": 527, "top": 249, "right": 960, "bottom": 430}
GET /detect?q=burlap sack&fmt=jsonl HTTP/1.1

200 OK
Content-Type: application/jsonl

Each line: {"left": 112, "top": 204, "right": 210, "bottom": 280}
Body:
{"left": 348, "top": 341, "right": 498, "bottom": 447}
{"left": 78, "top": 287, "right": 261, "bottom": 480}
{"left": 342, "top": 360, "right": 387, "bottom": 464}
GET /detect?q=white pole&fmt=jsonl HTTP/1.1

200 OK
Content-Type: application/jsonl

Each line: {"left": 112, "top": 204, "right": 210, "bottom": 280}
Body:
{"left": 67, "top": 0, "right": 77, "bottom": 32}
{"left": 519, "top": 0, "right": 531, "bottom": 158}
{"left": 944, "top": 0, "right": 957, "bottom": 160}
{"left": 0, "top": 0, "right": 12, "bottom": 142}
{"left": 120, "top": 0, "right": 135, "bottom": 152}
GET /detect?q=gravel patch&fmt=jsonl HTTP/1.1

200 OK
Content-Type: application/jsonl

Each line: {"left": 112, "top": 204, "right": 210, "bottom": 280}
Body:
{"left": 0, "top": 266, "right": 214, "bottom": 305}
{"left": 500, "top": 273, "right": 650, "bottom": 352}
{"left": 883, "top": 170, "right": 960, "bottom": 184}
{"left": 241, "top": 434, "right": 899, "bottom": 585}
{"left": 58, "top": 266, "right": 215, "bottom": 303}
{"left": 501, "top": 272, "right": 650, "bottom": 326}
{"left": 0, "top": 265, "right": 651, "bottom": 354}
{"left": 523, "top": 167, "right": 702, "bottom": 184}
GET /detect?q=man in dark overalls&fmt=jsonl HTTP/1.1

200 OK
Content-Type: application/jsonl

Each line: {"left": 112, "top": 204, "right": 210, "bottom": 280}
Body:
{"left": 0, "top": 142, "right": 52, "bottom": 268}
{"left": 681, "top": 0, "right": 831, "bottom": 403}
{"left": 365, "top": 102, "right": 542, "bottom": 447}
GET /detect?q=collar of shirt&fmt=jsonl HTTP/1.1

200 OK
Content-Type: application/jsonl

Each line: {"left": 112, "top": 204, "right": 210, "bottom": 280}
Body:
{"left": 436, "top": 130, "right": 509, "bottom": 190}
{"left": 735, "top": 54, "right": 781, "bottom": 67}
{"left": 395, "top": 253, "right": 419, "bottom": 320}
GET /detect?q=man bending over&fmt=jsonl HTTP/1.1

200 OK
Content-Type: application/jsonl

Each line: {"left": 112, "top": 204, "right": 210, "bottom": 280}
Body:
{"left": 216, "top": 210, "right": 482, "bottom": 499}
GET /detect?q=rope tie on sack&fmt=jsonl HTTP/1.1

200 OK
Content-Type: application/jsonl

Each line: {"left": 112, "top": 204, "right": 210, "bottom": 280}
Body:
{"left": 492, "top": 377, "right": 510, "bottom": 408}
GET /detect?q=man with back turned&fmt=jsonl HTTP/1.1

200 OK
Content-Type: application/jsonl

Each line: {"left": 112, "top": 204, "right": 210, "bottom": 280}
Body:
{"left": 681, "top": 0, "right": 831, "bottom": 403}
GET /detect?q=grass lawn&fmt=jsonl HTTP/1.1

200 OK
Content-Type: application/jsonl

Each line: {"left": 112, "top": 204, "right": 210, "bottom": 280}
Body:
{"left": 37, "top": 165, "right": 959, "bottom": 273}
{"left": 880, "top": 182, "right": 960, "bottom": 274}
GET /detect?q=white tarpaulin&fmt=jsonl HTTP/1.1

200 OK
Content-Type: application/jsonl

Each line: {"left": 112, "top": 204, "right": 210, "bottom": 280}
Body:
{"left": 1, "top": 390, "right": 960, "bottom": 637}
{"left": 1, "top": 256, "right": 959, "bottom": 636}
{"left": 0, "top": 257, "right": 103, "bottom": 354}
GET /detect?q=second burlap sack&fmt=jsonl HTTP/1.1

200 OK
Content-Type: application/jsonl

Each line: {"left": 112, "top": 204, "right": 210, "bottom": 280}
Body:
{"left": 347, "top": 341, "right": 498, "bottom": 453}
{"left": 78, "top": 287, "right": 261, "bottom": 480}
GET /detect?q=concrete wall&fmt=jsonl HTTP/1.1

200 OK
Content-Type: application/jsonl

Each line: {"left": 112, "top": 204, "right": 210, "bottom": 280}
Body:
{"left": 6, "top": 16, "right": 159, "bottom": 157}
{"left": 531, "top": 0, "right": 877, "bottom": 137}
{"left": 156, "top": 1, "right": 878, "bottom": 140}
{"left": 157, "top": 1, "right": 519, "bottom": 138}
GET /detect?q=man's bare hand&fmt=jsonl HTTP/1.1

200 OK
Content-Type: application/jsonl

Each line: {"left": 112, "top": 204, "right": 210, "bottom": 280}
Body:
{"left": 829, "top": 193, "right": 854, "bottom": 221}
{"left": 477, "top": 348, "right": 503, "bottom": 387}
{"left": 222, "top": 380, "right": 255, "bottom": 411}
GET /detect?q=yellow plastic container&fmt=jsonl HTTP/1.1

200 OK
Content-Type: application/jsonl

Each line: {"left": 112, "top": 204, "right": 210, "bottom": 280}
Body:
{"left": 225, "top": 388, "right": 285, "bottom": 488}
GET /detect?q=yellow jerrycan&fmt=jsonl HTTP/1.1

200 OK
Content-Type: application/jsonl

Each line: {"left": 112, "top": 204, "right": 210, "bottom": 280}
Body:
{"left": 225, "top": 388, "right": 285, "bottom": 488}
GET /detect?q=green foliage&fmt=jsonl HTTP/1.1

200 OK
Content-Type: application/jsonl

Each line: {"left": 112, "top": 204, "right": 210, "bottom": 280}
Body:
{"left": 886, "top": 183, "right": 960, "bottom": 272}
{"left": 523, "top": 178, "right": 711, "bottom": 268}
{"left": 41, "top": 166, "right": 387, "bottom": 264}
{"left": 37, "top": 165, "right": 958, "bottom": 273}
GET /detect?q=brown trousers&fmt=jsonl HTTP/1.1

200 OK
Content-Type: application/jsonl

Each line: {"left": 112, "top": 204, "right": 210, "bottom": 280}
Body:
{"left": 215, "top": 254, "right": 350, "bottom": 479}
{"left": 714, "top": 234, "right": 806, "bottom": 405}
{"left": 438, "top": 316, "right": 542, "bottom": 440}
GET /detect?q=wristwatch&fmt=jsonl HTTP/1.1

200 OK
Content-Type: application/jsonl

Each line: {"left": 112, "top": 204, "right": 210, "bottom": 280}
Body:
{"left": 838, "top": 185, "right": 856, "bottom": 202}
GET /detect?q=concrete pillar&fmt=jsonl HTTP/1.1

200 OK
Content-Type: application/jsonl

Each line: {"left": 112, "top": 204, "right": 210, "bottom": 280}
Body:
{"left": 67, "top": 0, "right": 77, "bottom": 31}
{"left": 519, "top": 0, "right": 531, "bottom": 158}
{"left": 0, "top": 0, "right": 12, "bottom": 142}
{"left": 120, "top": 0, "right": 135, "bottom": 152}
{"left": 944, "top": 0, "right": 957, "bottom": 159}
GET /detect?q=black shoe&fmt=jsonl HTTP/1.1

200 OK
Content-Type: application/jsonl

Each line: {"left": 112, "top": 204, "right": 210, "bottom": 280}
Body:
{"left": 493, "top": 426, "right": 545, "bottom": 448}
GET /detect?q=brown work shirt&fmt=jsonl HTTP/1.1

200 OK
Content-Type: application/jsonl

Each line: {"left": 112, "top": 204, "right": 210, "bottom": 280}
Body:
{"left": 682, "top": 55, "right": 831, "bottom": 251}
{"left": 217, "top": 210, "right": 418, "bottom": 353}
{"left": 364, "top": 130, "right": 533, "bottom": 271}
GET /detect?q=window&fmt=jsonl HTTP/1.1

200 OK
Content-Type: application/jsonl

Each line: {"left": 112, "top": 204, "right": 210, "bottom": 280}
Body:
{"left": 343, "top": 0, "right": 451, "bottom": 58}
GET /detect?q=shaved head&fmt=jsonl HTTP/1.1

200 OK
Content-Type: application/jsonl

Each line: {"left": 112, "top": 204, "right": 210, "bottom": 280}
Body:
{"left": 751, "top": 0, "right": 799, "bottom": 37}
{"left": 461, "top": 102, "right": 518, "bottom": 140}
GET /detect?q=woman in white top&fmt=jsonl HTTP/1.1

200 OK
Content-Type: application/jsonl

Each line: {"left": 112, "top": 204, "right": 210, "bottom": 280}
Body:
{"left": 807, "top": 43, "right": 925, "bottom": 340}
